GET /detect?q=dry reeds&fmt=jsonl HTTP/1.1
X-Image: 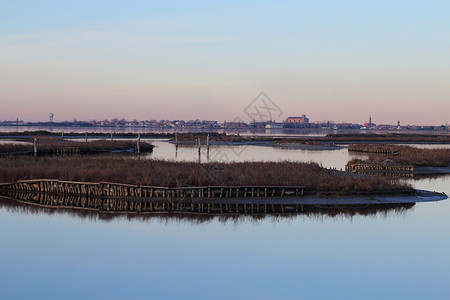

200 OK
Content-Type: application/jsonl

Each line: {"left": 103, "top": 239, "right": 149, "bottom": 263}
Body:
{"left": 0, "top": 140, "right": 153, "bottom": 154}
{"left": 349, "top": 144, "right": 450, "bottom": 167}
{"left": 0, "top": 156, "right": 411, "bottom": 193}
{"left": 171, "top": 132, "right": 450, "bottom": 144}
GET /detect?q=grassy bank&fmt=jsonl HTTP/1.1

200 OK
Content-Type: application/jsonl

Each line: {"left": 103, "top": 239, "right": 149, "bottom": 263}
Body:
{"left": 171, "top": 132, "right": 450, "bottom": 144}
{"left": 0, "top": 156, "right": 412, "bottom": 194}
{"left": 0, "top": 131, "right": 172, "bottom": 139}
{"left": 348, "top": 144, "right": 450, "bottom": 167}
{"left": 2, "top": 131, "right": 449, "bottom": 144}
{"left": 0, "top": 140, "right": 153, "bottom": 155}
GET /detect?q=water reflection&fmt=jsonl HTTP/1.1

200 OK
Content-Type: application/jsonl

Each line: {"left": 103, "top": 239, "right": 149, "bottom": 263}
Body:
{"left": 0, "top": 193, "right": 415, "bottom": 225}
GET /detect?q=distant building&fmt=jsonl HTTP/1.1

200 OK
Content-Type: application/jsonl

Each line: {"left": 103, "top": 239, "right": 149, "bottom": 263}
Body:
{"left": 265, "top": 123, "right": 284, "bottom": 129}
{"left": 364, "top": 115, "right": 376, "bottom": 128}
{"left": 285, "top": 115, "right": 309, "bottom": 124}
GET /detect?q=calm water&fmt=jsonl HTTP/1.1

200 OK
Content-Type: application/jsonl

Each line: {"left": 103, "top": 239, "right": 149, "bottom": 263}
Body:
{"left": 0, "top": 140, "right": 449, "bottom": 300}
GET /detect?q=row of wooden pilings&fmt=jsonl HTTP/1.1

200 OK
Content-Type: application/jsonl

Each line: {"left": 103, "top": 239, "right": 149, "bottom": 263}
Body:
{"left": 2, "top": 191, "right": 308, "bottom": 214}
{"left": 346, "top": 170, "right": 414, "bottom": 177}
{"left": 0, "top": 180, "right": 306, "bottom": 199}
{"left": 346, "top": 163, "right": 414, "bottom": 172}
{"left": 345, "top": 163, "right": 415, "bottom": 177}
{"left": 348, "top": 146, "right": 398, "bottom": 154}
{"left": 174, "top": 132, "right": 211, "bottom": 162}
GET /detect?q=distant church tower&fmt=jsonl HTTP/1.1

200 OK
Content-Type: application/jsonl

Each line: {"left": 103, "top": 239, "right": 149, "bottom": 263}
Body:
{"left": 369, "top": 115, "right": 372, "bottom": 124}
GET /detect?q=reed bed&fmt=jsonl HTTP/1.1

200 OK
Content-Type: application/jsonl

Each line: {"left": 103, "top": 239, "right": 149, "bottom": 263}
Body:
{"left": 0, "top": 156, "right": 411, "bottom": 194}
{"left": 349, "top": 144, "right": 450, "bottom": 167}
{"left": 1, "top": 131, "right": 449, "bottom": 144}
{"left": 0, "top": 140, "right": 153, "bottom": 154}
{"left": 325, "top": 133, "right": 450, "bottom": 142}
{"left": 0, "top": 131, "right": 170, "bottom": 138}
{"left": 171, "top": 132, "right": 450, "bottom": 144}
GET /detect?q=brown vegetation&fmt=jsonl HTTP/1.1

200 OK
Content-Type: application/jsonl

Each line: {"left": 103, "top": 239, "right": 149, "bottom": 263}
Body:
{"left": 324, "top": 133, "right": 450, "bottom": 142}
{"left": 1, "top": 131, "right": 449, "bottom": 144}
{"left": 0, "top": 156, "right": 412, "bottom": 194}
{"left": 171, "top": 132, "right": 450, "bottom": 144}
{"left": 0, "top": 131, "right": 170, "bottom": 139}
{"left": 0, "top": 140, "right": 153, "bottom": 155}
{"left": 348, "top": 144, "right": 450, "bottom": 167}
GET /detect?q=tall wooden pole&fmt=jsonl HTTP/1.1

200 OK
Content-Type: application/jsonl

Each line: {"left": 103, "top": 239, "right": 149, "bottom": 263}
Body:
{"left": 33, "top": 138, "right": 37, "bottom": 157}
{"left": 198, "top": 137, "right": 201, "bottom": 163}
{"left": 137, "top": 133, "right": 141, "bottom": 155}
{"left": 206, "top": 134, "right": 210, "bottom": 161}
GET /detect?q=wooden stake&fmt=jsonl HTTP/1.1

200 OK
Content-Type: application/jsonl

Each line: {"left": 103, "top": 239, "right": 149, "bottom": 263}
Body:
{"left": 33, "top": 138, "right": 37, "bottom": 156}
{"left": 198, "top": 137, "right": 201, "bottom": 162}
{"left": 206, "top": 134, "right": 210, "bottom": 161}
{"left": 137, "top": 133, "right": 141, "bottom": 155}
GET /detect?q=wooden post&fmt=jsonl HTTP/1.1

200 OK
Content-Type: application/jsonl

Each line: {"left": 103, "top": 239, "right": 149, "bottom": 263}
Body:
{"left": 33, "top": 137, "right": 37, "bottom": 156}
{"left": 175, "top": 132, "right": 178, "bottom": 158}
{"left": 85, "top": 132, "right": 88, "bottom": 142}
{"left": 198, "top": 137, "right": 201, "bottom": 163}
{"left": 110, "top": 132, "right": 113, "bottom": 141}
{"left": 61, "top": 131, "right": 64, "bottom": 139}
{"left": 137, "top": 133, "right": 141, "bottom": 155}
{"left": 206, "top": 134, "right": 210, "bottom": 161}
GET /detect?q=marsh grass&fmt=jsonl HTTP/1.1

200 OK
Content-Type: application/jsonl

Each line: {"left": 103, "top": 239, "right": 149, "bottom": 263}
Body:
{"left": 349, "top": 144, "right": 450, "bottom": 167}
{"left": 0, "top": 140, "right": 153, "bottom": 154}
{"left": 0, "top": 156, "right": 411, "bottom": 193}
{"left": 171, "top": 132, "right": 450, "bottom": 144}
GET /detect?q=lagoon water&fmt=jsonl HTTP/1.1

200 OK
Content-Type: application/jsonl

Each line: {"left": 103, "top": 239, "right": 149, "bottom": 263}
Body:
{"left": 1, "top": 138, "right": 449, "bottom": 299}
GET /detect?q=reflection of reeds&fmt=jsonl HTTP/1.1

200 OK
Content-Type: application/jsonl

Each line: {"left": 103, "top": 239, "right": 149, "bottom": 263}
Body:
{"left": 0, "top": 156, "right": 412, "bottom": 193}
{"left": 348, "top": 144, "right": 450, "bottom": 167}
{"left": 0, "top": 195, "right": 415, "bottom": 226}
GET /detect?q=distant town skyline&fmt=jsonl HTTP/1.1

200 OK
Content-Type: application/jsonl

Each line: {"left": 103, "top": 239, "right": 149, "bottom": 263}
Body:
{"left": 1, "top": 114, "right": 448, "bottom": 129}
{"left": 1, "top": 1, "right": 449, "bottom": 126}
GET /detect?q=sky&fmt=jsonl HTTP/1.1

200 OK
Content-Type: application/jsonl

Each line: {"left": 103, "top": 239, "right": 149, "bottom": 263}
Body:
{"left": 1, "top": 0, "right": 449, "bottom": 125}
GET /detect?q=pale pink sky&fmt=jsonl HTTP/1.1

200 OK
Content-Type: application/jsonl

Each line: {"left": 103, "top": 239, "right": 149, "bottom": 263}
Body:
{"left": 1, "top": 1, "right": 449, "bottom": 126}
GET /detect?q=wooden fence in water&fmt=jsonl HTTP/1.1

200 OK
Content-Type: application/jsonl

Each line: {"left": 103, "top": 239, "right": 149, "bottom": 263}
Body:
{"left": 345, "top": 163, "right": 415, "bottom": 177}
{"left": 0, "top": 179, "right": 305, "bottom": 199}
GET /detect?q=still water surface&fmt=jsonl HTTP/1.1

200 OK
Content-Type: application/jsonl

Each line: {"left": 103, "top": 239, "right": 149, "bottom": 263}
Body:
{"left": 0, "top": 140, "right": 449, "bottom": 300}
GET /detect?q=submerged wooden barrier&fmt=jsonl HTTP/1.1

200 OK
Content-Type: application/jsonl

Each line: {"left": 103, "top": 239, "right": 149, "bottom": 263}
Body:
{"left": 0, "top": 179, "right": 306, "bottom": 199}
{"left": 346, "top": 163, "right": 414, "bottom": 177}
{"left": 0, "top": 190, "right": 316, "bottom": 214}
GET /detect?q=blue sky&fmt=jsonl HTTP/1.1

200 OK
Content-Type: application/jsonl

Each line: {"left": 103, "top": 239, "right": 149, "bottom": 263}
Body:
{"left": 1, "top": 1, "right": 449, "bottom": 124}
